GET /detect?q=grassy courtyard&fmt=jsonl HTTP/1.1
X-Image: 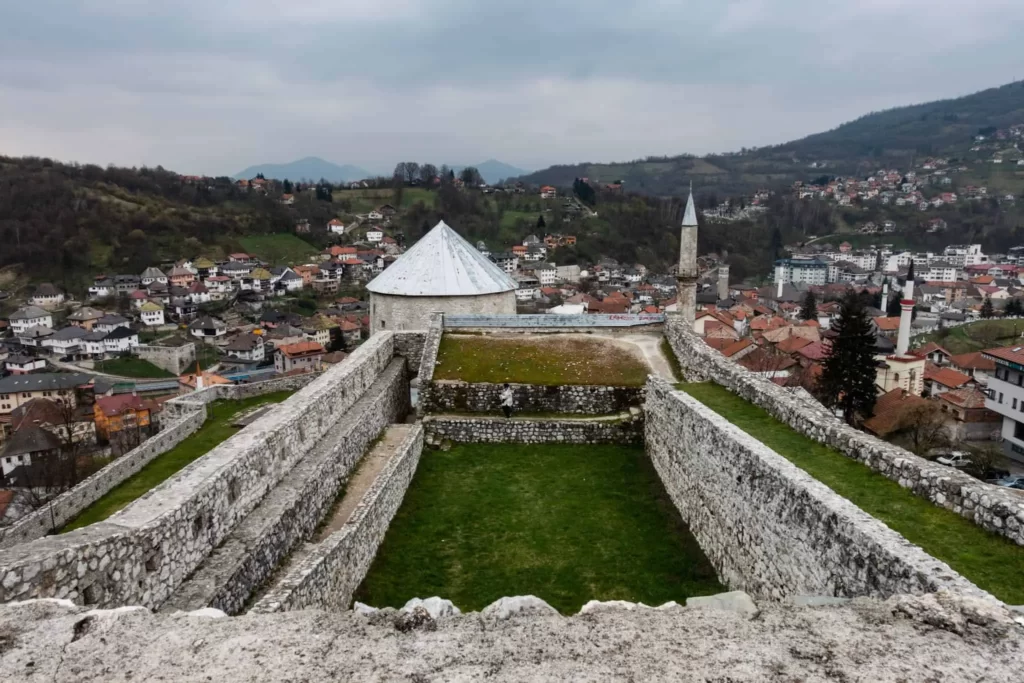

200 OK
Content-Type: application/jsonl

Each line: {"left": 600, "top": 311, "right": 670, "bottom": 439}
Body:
{"left": 681, "top": 382, "right": 1024, "bottom": 604}
{"left": 355, "top": 443, "right": 723, "bottom": 614}
{"left": 61, "top": 391, "right": 294, "bottom": 532}
{"left": 94, "top": 357, "right": 175, "bottom": 378}
{"left": 433, "top": 334, "right": 651, "bottom": 386}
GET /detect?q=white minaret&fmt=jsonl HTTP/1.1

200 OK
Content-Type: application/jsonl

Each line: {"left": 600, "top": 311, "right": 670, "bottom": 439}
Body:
{"left": 717, "top": 264, "right": 730, "bottom": 301}
{"left": 896, "top": 263, "right": 915, "bottom": 356}
{"left": 881, "top": 279, "right": 890, "bottom": 312}
{"left": 676, "top": 183, "right": 699, "bottom": 324}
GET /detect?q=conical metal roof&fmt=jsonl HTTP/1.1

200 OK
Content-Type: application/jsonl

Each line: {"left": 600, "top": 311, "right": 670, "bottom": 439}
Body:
{"left": 682, "top": 185, "right": 698, "bottom": 227}
{"left": 367, "top": 221, "right": 518, "bottom": 296}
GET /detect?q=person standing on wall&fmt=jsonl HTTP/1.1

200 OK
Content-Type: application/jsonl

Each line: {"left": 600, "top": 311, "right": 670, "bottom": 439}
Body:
{"left": 500, "top": 383, "right": 515, "bottom": 419}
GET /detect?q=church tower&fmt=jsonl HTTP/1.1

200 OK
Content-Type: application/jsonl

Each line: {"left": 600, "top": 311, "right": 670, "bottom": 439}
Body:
{"left": 676, "top": 184, "right": 699, "bottom": 324}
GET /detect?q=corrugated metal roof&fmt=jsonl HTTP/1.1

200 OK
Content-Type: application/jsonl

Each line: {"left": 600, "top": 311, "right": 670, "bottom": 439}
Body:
{"left": 366, "top": 221, "right": 518, "bottom": 296}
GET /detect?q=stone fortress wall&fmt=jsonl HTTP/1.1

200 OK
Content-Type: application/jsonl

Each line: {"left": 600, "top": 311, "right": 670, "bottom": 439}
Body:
{"left": 0, "top": 334, "right": 400, "bottom": 609}
{"left": 664, "top": 318, "right": 1024, "bottom": 547}
{"left": 135, "top": 342, "right": 197, "bottom": 376}
{"left": 252, "top": 424, "right": 425, "bottom": 613}
{"left": 0, "top": 373, "right": 318, "bottom": 550}
{"left": 420, "top": 381, "right": 644, "bottom": 415}
{"left": 422, "top": 414, "right": 643, "bottom": 445}
{"left": 646, "top": 378, "right": 991, "bottom": 602}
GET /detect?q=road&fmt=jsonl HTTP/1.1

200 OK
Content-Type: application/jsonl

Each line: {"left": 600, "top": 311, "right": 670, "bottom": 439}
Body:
{"left": 592, "top": 332, "right": 676, "bottom": 380}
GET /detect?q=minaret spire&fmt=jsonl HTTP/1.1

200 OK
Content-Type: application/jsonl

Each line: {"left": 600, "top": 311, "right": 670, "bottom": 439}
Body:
{"left": 896, "top": 263, "right": 916, "bottom": 356}
{"left": 676, "top": 183, "right": 699, "bottom": 324}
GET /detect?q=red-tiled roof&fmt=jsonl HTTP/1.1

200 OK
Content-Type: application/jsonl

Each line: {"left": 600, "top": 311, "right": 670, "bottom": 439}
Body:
{"left": 95, "top": 394, "right": 150, "bottom": 417}
{"left": 924, "top": 364, "right": 972, "bottom": 389}
{"left": 776, "top": 336, "right": 812, "bottom": 354}
{"left": 862, "top": 388, "right": 931, "bottom": 437}
{"left": 278, "top": 341, "right": 325, "bottom": 357}
{"left": 983, "top": 345, "right": 1024, "bottom": 366}
{"left": 939, "top": 387, "right": 990, "bottom": 409}
{"left": 948, "top": 351, "right": 995, "bottom": 372}
{"left": 796, "top": 341, "right": 828, "bottom": 361}
{"left": 912, "top": 342, "right": 951, "bottom": 359}
{"left": 873, "top": 316, "right": 901, "bottom": 332}
{"left": 720, "top": 338, "right": 754, "bottom": 358}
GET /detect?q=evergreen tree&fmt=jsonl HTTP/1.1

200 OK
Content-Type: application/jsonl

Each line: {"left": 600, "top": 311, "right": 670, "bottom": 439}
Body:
{"left": 981, "top": 296, "right": 995, "bottom": 319}
{"left": 799, "top": 290, "right": 818, "bottom": 321}
{"left": 282, "top": 179, "right": 293, "bottom": 194}
{"left": 886, "top": 295, "right": 902, "bottom": 318}
{"left": 818, "top": 292, "right": 878, "bottom": 425}
{"left": 1006, "top": 298, "right": 1023, "bottom": 317}
{"left": 537, "top": 214, "right": 546, "bottom": 230}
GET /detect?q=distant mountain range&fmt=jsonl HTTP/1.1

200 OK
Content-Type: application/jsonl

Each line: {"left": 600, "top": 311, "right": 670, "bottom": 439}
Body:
{"left": 234, "top": 157, "right": 370, "bottom": 183}
{"left": 235, "top": 157, "right": 529, "bottom": 186}
{"left": 515, "top": 80, "right": 1024, "bottom": 197}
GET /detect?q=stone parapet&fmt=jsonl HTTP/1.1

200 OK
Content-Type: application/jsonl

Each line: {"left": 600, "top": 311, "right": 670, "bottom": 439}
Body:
{"left": 645, "top": 376, "right": 994, "bottom": 603}
{"left": 252, "top": 423, "right": 424, "bottom": 613}
{"left": 664, "top": 319, "right": 1024, "bottom": 547}
{"left": 421, "top": 381, "right": 643, "bottom": 415}
{"left": 0, "top": 333, "right": 396, "bottom": 609}
{"left": 423, "top": 414, "right": 643, "bottom": 445}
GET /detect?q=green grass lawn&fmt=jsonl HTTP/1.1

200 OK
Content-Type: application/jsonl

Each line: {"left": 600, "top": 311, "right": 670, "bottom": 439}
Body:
{"left": 913, "top": 319, "right": 1024, "bottom": 355}
{"left": 61, "top": 391, "right": 294, "bottom": 532}
{"left": 355, "top": 443, "right": 723, "bottom": 613}
{"left": 94, "top": 357, "right": 175, "bottom": 378}
{"left": 680, "top": 382, "right": 1024, "bottom": 604}
{"left": 238, "top": 234, "right": 319, "bottom": 265}
{"left": 433, "top": 334, "right": 651, "bottom": 386}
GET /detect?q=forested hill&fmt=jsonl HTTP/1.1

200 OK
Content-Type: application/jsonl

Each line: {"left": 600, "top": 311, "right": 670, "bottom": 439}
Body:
{"left": 0, "top": 156, "right": 331, "bottom": 291}
{"left": 517, "top": 80, "right": 1024, "bottom": 197}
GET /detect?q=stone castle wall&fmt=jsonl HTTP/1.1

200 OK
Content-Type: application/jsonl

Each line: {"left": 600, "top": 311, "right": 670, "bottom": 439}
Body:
{"left": 0, "top": 333, "right": 397, "bottom": 609}
{"left": 664, "top": 318, "right": 1024, "bottom": 547}
{"left": 645, "top": 377, "right": 992, "bottom": 602}
{"left": 0, "top": 373, "right": 320, "bottom": 551}
{"left": 416, "top": 313, "right": 444, "bottom": 382}
{"left": 252, "top": 424, "right": 424, "bottom": 613}
{"left": 165, "top": 360, "right": 410, "bottom": 615}
{"left": 393, "top": 332, "right": 426, "bottom": 373}
{"left": 136, "top": 343, "right": 197, "bottom": 376}
{"left": 423, "top": 415, "right": 643, "bottom": 445}
{"left": 370, "top": 291, "right": 515, "bottom": 334}
{"left": 420, "top": 381, "right": 644, "bottom": 415}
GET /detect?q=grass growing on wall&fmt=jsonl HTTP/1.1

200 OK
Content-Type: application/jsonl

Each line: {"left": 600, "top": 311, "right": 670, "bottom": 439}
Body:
{"left": 61, "top": 391, "right": 294, "bottom": 532}
{"left": 680, "top": 382, "right": 1024, "bottom": 604}
{"left": 433, "top": 334, "right": 651, "bottom": 386}
{"left": 659, "top": 338, "right": 684, "bottom": 381}
{"left": 355, "top": 443, "right": 723, "bottom": 614}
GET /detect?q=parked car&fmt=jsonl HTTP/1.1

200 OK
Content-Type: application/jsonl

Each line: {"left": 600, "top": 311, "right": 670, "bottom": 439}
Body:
{"left": 936, "top": 451, "right": 972, "bottom": 468}
{"left": 983, "top": 467, "right": 1012, "bottom": 482}
{"left": 991, "top": 475, "right": 1024, "bottom": 489}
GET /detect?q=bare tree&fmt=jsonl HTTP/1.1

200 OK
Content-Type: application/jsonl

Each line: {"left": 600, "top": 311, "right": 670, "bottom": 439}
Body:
{"left": 892, "top": 402, "right": 954, "bottom": 456}
{"left": 403, "top": 162, "right": 420, "bottom": 185}
{"left": 110, "top": 422, "right": 146, "bottom": 456}
{"left": 419, "top": 163, "right": 438, "bottom": 186}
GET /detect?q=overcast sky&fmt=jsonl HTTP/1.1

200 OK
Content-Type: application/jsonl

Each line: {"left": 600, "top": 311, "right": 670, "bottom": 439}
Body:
{"left": 2, "top": 1, "right": 1022, "bottom": 176}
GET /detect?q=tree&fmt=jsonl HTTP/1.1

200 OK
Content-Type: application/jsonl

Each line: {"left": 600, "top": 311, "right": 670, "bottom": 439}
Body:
{"left": 391, "top": 175, "right": 404, "bottom": 208}
{"left": 799, "top": 290, "right": 818, "bottom": 321}
{"left": 459, "top": 167, "right": 482, "bottom": 187}
{"left": 536, "top": 214, "right": 546, "bottom": 230}
{"left": 419, "top": 164, "right": 438, "bottom": 186}
{"left": 892, "top": 402, "right": 954, "bottom": 456}
{"left": 1005, "top": 298, "right": 1023, "bottom": 317}
{"left": 403, "top": 162, "right": 420, "bottom": 185}
{"left": 886, "top": 295, "right": 902, "bottom": 318}
{"left": 981, "top": 296, "right": 995, "bottom": 319}
{"left": 282, "top": 179, "right": 293, "bottom": 194}
{"left": 818, "top": 292, "right": 878, "bottom": 425}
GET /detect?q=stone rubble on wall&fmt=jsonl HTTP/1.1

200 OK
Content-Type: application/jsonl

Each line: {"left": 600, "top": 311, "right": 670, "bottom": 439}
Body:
{"left": 664, "top": 318, "right": 1024, "bottom": 547}
{"left": 161, "top": 360, "right": 410, "bottom": 615}
{"left": 3, "top": 592, "right": 1022, "bottom": 681}
{"left": 135, "top": 342, "right": 197, "bottom": 376}
{"left": 416, "top": 312, "right": 444, "bottom": 382}
{"left": 421, "top": 380, "right": 644, "bottom": 415}
{"left": 251, "top": 424, "right": 424, "bottom": 614}
{"left": 0, "top": 334, "right": 397, "bottom": 610}
{"left": 645, "top": 377, "right": 996, "bottom": 604}
{"left": 423, "top": 414, "right": 643, "bottom": 445}
{"left": 393, "top": 331, "right": 427, "bottom": 373}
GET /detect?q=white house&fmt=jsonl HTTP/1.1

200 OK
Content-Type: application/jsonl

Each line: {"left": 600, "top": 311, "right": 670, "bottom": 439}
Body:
{"left": 140, "top": 267, "right": 167, "bottom": 285}
{"left": 102, "top": 327, "right": 140, "bottom": 354}
{"left": 9, "top": 306, "right": 54, "bottom": 336}
{"left": 95, "top": 315, "right": 131, "bottom": 334}
{"left": 83, "top": 331, "right": 107, "bottom": 357}
{"left": 29, "top": 283, "right": 64, "bottom": 310}
{"left": 224, "top": 333, "right": 265, "bottom": 363}
{"left": 366, "top": 229, "right": 384, "bottom": 242}
{"left": 88, "top": 278, "right": 115, "bottom": 300}
{"left": 189, "top": 316, "right": 228, "bottom": 339}
{"left": 515, "top": 275, "right": 541, "bottom": 301}
{"left": 44, "top": 327, "right": 87, "bottom": 358}
{"left": 139, "top": 301, "right": 165, "bottom": 326}
{"left": 327, "top": 218, "right": 346, "bottom": 234}
{"left": 367, "top": 210, "right": 383, "bottom": 221}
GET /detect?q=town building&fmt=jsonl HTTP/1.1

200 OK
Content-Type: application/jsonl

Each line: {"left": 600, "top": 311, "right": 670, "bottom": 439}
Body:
{"left": 274, "top": 341, "right": 325, "bottom": 374}
{"left": 66, "top": 306, "right": 104, "bottom": 331}
{"left": 224, "top": 334, "right": 266, "bottom": 363}
{"left": 93, "top": 394, "right": 153, "bottom": 442}
{"left": 774, "top": 258, "right": 828, "bottom": 286}
{"left": 140, "top": 301, "right": 166, "bottom": 326}
{"left": 366, "top": 221, "right": 518, "bottom": 332}
{"left": 29, "top": 283, "right": 64, "bottom": 310}
{"left": 8, "top": 306, "right": 53, "bottom": 336}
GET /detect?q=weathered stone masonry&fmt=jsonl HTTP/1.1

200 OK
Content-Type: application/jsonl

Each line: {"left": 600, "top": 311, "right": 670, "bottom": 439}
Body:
{"left": 252, "top": 424, "right": 424, "bottom": 613}
{"left": 162, "top": 360, "right": 410, "bottom": 615}
{"left": 421, "top": 381, "right": 644, "bottom": 415}
{"left": 423, "top": 414, "right": 643, "bottom": 445}
{"left": 0, "top": 334, "right": 396, "bottom": 609}
{"left": 646, "top": 377, "right": 992, "bottom": 603}
{"left": 664, "top": 318, "right": 1024, "bottom": 547}
{"left": 0, "top": 373, "right": 318, "bottom": 550}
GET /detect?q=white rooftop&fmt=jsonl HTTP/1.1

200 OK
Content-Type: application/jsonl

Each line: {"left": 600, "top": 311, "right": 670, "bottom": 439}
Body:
{"left": 366, "top": 221, "right": 518, "bottom": 296}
